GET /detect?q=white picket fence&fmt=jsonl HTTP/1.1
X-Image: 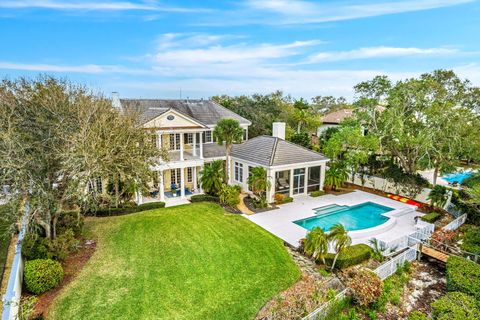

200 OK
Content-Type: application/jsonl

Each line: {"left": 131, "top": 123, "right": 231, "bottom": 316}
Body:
{"left": 2, "top": 205, "right": 29, "bottom": 320}
{"left": 302, "top": 289, "right": 348, "bottom": 320}
{"left": 373, "top": 245, "right": 418, "bottom": 280}
{"left": 442, "top": 214, "right": 467, "bottom": 231}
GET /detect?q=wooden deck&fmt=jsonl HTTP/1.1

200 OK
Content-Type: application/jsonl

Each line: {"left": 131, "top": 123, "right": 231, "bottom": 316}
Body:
{"left": 421, "top": 246, "right": 449, "bottom": 263}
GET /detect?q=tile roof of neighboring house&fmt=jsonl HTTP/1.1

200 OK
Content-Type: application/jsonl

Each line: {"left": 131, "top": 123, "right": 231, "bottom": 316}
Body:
{"left": 119, "top": 99, "right": 251, "bottom": 126}
{"left": 322, "top": 109, "right": 354, "bottom": 124}
{"left": 231, "top": 136, "right": 328, "bottom": 167}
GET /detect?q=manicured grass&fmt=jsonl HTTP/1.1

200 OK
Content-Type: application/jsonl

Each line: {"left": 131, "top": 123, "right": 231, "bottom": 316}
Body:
{"left": 49, "top": 203, "right": 300, "bottom": 320}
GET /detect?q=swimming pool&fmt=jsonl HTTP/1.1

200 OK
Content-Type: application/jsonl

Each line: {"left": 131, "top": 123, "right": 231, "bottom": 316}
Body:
{"left": 293, "top": 202, "right": 394, "bottom": 232}
{"left": 442, "top": 170, "right": 475, "bottom": 184}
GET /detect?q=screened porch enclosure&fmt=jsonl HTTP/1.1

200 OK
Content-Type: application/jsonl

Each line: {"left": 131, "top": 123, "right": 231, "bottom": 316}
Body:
{"left": 275, "top": 170, "right": 290, "bottom": 195}
{"left": 274, "top": 166, "right": 322, "bottom": 197}
{"left": 307, "top": 166, "right": 321, "bottom": 192}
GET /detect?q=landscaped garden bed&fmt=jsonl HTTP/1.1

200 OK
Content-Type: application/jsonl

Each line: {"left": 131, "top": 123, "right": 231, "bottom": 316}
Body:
{"left": 47, "top": 203, "right": 300, "bottom": 319}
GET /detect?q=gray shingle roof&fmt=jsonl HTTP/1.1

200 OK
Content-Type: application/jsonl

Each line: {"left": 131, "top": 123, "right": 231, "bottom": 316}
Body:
{"left": 119, "top": 99, "right": 251, "bottom": 126}
{"left": 231, "top": 136, "right": 328, "bottom": 167}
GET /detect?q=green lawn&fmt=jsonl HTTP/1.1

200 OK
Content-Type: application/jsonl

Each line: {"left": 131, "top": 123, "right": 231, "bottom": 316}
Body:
{"left": 49, "top": 203, "right": 300, "bottom": 320}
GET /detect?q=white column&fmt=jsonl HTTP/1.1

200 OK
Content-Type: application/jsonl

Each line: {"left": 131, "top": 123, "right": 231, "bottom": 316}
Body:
{"left": 245, "top": 127, "right": 248, "bottom": 141}
{"left": 159, "top": 170, "right": 165, "bottom": 202}
{"left": 320, "top": 164, "right": 326, "bottom": 191}
{"left": 180, "top": 167, "right": 185, "bottom": 198}
{"left": 157, "top": 132, "right": 162, "bottom": 149}
{"left": 289, "top": 168, "right": 294, "bottom": 197}
{"left": 179, "top": 133, "right": 184, "bottom": 161}
{"left": 192, "top": 132, "right": 197, "bottom": 156}
{"left": 304, "top": 167, "right": 309, "bottom": 195}
{"left": 266, "top": 169, "right": 276, "bottom": 203}
{"left": 193, "top": 166, "right": 198, "bottom": 192}
{"left": 199, "top": 132, "right": 204, "bottom": 159}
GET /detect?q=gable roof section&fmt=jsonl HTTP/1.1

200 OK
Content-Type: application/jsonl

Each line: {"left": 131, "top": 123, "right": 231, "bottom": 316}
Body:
{"left": 120, "top": 99, "right": 251, "bottom": 126}
{"left": 322, "top": 109, "right": 354, "bottom": 124}
{"left": 232, "top": 136, "right": 328, "bottom": 167}
{"left": 143, "top": 108, "right": 208, "bottom": 129}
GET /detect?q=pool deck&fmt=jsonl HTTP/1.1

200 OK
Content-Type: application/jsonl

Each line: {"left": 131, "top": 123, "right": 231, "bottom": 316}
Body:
{"left": 244, "top": 190, "right": 423, "bottom": 248}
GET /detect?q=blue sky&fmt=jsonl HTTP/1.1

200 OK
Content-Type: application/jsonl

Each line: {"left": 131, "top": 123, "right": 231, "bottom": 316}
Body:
{"left": 1, "top": 0, "right": 479, "bottom": 100}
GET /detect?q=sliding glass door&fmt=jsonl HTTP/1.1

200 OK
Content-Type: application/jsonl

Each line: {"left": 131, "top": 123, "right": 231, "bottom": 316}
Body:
{"left": 292, "top": 168, "right": 305, "bottom": 195}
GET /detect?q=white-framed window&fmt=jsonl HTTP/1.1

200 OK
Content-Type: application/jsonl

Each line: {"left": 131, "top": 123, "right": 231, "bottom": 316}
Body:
{"left": 203, "top": 130, "right": 212, "bottom": 143}
{"left": 169, "top": 134, "right": 180, "bottom": 150}
{"left": 234, "top": 162, "right": 244, "bottom": 183}
{"left": 187, "top": 167, "right": 193, "bottom": 182}
{"left": 170, "top": 169, "right": 180, "bottom": 185}
{"left": 185, "top": 133, "right": 193, "bottom": 144}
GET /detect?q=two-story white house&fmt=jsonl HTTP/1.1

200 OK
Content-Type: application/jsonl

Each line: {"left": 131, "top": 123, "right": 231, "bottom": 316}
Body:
{"left": 113, "top": 94, "right": 329, "bottom": 205}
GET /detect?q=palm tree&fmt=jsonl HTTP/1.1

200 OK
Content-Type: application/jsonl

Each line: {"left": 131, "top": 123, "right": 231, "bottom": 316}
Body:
{"left": 304, "top": 227, "right": 329, "bottom": 265}
{"left": 199, "top": 160, "right": 225, "bottom": 195}
{"left": 325, "top": 163, "right": 349, "bottom": 191}
{"left": 329, "top": 223, "right": 352, "bottom": 270}
{"left": 213, "top": 118, "right": 244, "bottom": 183}
{"left": 247, "top": 167, "right": 271, "bottom": 197}
{"left": 428, "top": 185, "right": 448, "bottom": 208}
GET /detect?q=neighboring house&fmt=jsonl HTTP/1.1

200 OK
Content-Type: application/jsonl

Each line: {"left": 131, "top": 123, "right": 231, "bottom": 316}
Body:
{"left": 316, "top": 108, "right": 354, "bottom": 136}
{"left": 113, "top": 94, "right": 328, "bottom": 204}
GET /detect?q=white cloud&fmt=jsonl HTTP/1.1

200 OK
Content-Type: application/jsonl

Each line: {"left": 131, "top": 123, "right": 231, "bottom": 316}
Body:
{"left": 0, "top": 61, "right": 150, "bottom": 75}
{"left": 208, "top": 0, "right": 475, "bottom": 25}
{"left": 0, "top": 0, "right": 206, "bottom": 12}
{"left": 308, "top": 46, "right": 459, "bottom": 62}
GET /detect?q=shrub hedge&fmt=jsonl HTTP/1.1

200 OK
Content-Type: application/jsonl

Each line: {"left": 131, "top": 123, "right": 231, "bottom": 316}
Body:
{"left": 348, "top": 269, "right": 383, "bottom": 306}
{"left": 190, "top": 195, "right": 220, "bottom": 203}
{"left": 24, "top": 259, "right": 64, "bottom": 295}
{"left": 56, "top": 211, "right": 84, "bottom": 237}
{"left": 91, "top": 201, "right": 166, "bottom": 216}
{"left": 446, "top": 256, "right": 480, "bottom": 299}
{"left": 310, "top": 190, "right": 325, "bottom": 197}
{"left": 431, "top": 291, "right": 480, "bottom": 320}
{"left": 420, "top": 212, "right": 441, "bottom": 223}
{"left": 407, "top": 311, "right": 429, "bottom": 320}
{"left": 323, "top": 244, "right": 372, "bottom": 269}
{"left": 461, "top": 225, "right": 480, "bottom": 254}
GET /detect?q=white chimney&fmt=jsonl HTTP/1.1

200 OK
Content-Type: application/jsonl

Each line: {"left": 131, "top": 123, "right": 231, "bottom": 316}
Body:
{"left": 112, "top": 92, "right": 121, "bottom": 110}
{"left": 272, "top": 122, "right": 285, "bottom": 140}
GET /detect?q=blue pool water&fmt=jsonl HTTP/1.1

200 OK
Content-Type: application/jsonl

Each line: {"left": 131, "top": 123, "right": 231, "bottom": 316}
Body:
{"left": 442, "top": 171, "right": 475, "bottom": 184}
{"left": 294, "top": 202, "right": 393, "bottom": 232}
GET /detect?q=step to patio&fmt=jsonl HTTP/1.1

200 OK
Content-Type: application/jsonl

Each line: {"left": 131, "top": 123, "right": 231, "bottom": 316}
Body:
{"left": 314, "top": 204, "right": 349, "bottom": 215}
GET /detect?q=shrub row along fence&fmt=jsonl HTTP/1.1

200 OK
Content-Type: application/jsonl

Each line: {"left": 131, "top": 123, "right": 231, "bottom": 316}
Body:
{"left": 442, "top": 213, "right": 467, "bottom": 231}
{"left": 373, "top": 245, "right": 418, "bottom": 280}
{"left": 302, "top": 289, "right": 348, "bottom": 320}
{"left": 2, "top": 205, "right": 28, "bottom": 320}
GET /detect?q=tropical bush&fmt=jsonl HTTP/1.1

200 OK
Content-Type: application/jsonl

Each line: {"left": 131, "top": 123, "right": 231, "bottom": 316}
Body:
{"left": 310, "top": 190, "right": 325, "bottom": 197}
{"left": 407, "top": 311, "right": 429, "bottom": 320}
{"left": 190, "top": 194, "right": 220, "bottom": 203}
{"left": 247, "top": 167, "right": 270, "bottom": 198}
{"left": 22, "top": 233, "right": 49, "bottom": 261}
{"left": 137, "top": 202, "right": 166, "bottom": 211}
{"left": 304, "top": 227, "right": 329, "bottom": 265}
{"left": 46, "top": 229, "right": 79, "bottom": 261}
{"left": 369, "top": 238, "right": 387, "bottom": 262}
{"left": 218, "top": 184, "right": 241, "bottom": 206}
{"left": 325, "top": 163, "right": 349, "bottom": 191}
{"left": 24, "top": 259, "right": 64, "bottom": 295}
{"left": 323, "top": 244, "right": 372, "bottom": 269}
{"left": 446, "top": 256, "right": 480, "bottom": 299}
{"left": 56, "top": 211, "right": 84, "bottom": 237}
{"left": 431, "top": 291, "right": 480, "bottom": 320}
{"left": 274, "top": 193, "right": 293, "bottom": 204}
{"left": 252, "top": 195, "right": 268, "bottom": 209}
{"left": 328, "top": 223, "right": 352, "bottom": 269}
{"left": 461, "top": 225, "right": 480, "bottom": 253}
{"left": 428, "top": 185, "right": 448, "bottom": 208}
{"left": 199, "top": 160, "right": 225, "bottom": 195}
{"left": 421, "top": 212, "right": 441, "bottom": 223}
{"left": 348, "top": 270, "right": 383, "bottom": 306}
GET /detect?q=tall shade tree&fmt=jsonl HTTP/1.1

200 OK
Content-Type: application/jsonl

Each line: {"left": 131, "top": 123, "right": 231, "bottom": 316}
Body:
{"left": 0, "top": 77, "right": 161, "bottom": 238}
{"left": 329, "top": 223, "right": 352, "bottom": 270}
{"left": 247, "top": 166, "right": 271, "bottom": 198}
{"left": 213, "top": 118, "right": 244, "bottom": 183}
{"left": 199, "top": 160, "right": 225, "bottom": 196}
{"left": 304, "top": 227, "right": 329, "bottom": 265}
{"left": 354, "top": 70, "right": 480, "bottom": 180}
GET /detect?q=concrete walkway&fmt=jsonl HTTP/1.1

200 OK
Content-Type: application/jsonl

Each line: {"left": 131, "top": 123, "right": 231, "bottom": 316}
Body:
{"left": 237, "top": 193, "right": 254, "bottom": 215}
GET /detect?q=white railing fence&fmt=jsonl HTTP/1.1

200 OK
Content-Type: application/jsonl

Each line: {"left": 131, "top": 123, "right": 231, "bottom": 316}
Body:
{"left": 2, "top": 205, "right": 28, "bottom": 320}
{"left": 442, "top": 214, "right": 467, "bottom": 231}
{"left": 376, "top": 222, "right": 434, "bottom": 253}
{"left": 303, "top": 289, "right": 348, "bottom": 320}
{"left": 373, "top": 245, "right": 418, "bottom": 280}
